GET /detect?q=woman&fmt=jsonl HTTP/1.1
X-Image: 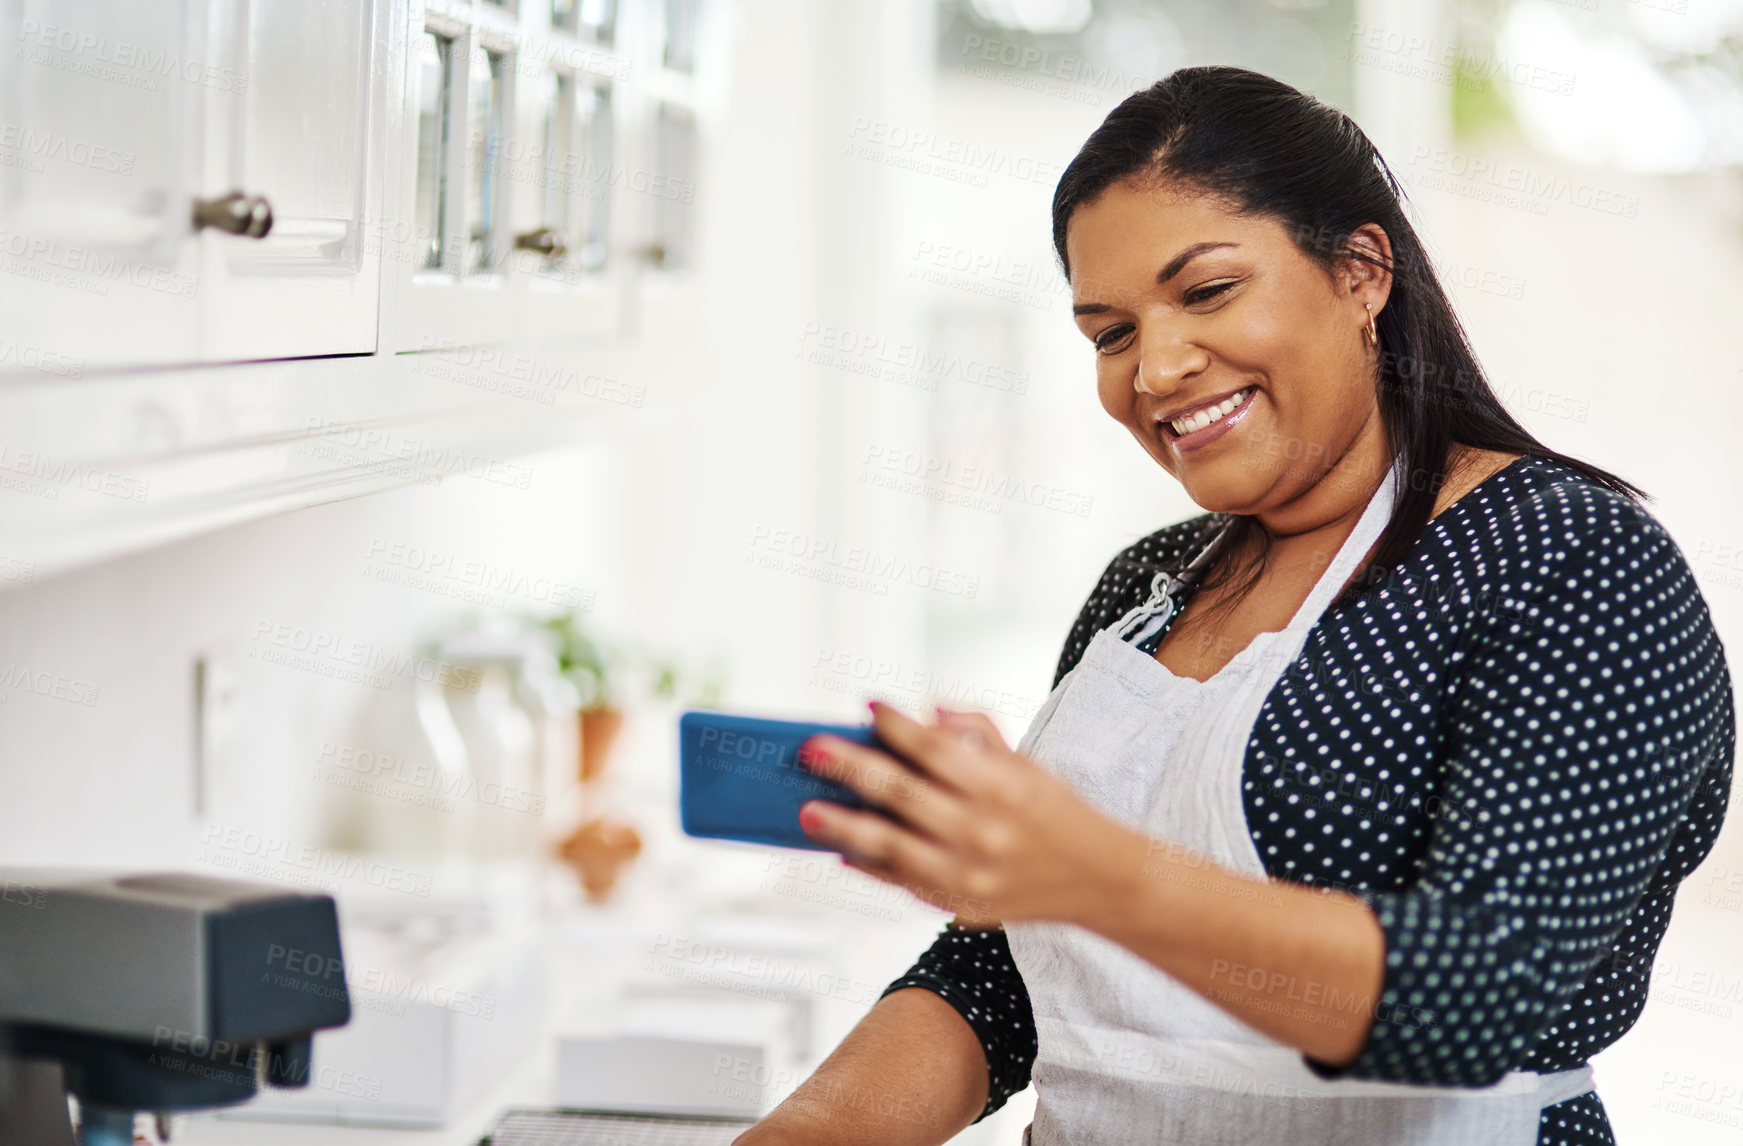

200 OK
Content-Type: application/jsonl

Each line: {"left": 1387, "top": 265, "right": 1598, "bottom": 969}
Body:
{"left": 734, "top": 66, "right": 1735, "bottom": 1146}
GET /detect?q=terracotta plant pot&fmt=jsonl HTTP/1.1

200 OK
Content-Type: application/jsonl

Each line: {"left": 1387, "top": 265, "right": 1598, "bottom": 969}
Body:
{"left": 558, "top": 813, "right": 644, "bottom": 903}
{"left": 578, "top": 705, "right": 625, "bottom": 785}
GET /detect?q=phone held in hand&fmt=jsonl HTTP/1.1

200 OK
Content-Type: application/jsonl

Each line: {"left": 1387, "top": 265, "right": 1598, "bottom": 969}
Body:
{"left": 678, "top": 709, "right": 884, "bottom": 852}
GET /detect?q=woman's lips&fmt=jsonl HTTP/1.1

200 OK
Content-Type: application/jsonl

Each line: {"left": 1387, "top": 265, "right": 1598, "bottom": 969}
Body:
{"left": 1167, "top": 387, "right": 1257, "bottom": 454}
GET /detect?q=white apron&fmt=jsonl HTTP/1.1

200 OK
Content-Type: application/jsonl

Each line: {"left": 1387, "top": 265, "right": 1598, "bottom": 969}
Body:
{"left": 1005, "top": 455, "right": 1592, "bottom": 1145}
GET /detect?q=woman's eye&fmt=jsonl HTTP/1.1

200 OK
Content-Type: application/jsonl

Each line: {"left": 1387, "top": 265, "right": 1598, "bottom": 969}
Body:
{"left": 1093, "top": 325, "right": 1134, "bottom": 354}
{"left": 1185, "top": 281, "right": 1236, "bottom": 306}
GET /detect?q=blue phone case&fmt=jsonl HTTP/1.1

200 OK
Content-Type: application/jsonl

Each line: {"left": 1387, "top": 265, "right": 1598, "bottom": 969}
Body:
{"left": 678, "top": 709, "right": 884, "bottom": 851}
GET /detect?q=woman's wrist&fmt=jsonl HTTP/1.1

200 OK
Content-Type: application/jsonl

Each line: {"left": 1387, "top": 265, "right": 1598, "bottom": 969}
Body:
{"left": 1053, "top": 816, "right": 1159, "bottom": 933}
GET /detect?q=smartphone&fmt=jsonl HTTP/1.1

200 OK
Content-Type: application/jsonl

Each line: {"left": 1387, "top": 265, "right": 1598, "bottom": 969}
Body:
{"left": 678, "top": 709, "right": 885, "bottom": 852}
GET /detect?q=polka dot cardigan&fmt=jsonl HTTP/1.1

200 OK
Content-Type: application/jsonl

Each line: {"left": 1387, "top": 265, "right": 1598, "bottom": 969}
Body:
{"left": 881, "top": 455, "right": 1735, "bottom": 1145}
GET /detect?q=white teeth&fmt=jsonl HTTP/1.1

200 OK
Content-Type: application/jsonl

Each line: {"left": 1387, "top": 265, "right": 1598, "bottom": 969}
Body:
{"left": 1170, "top": 389, "right": 1248, "bottom": 436}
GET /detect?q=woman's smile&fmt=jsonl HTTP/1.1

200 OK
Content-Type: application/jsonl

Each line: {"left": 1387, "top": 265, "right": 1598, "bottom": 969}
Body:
{"left": 1162, "top": 384, "right": 1258, "bottom": 453}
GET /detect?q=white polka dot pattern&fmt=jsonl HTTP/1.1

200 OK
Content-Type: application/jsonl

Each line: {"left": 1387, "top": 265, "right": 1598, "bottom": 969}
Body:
{"left": 882, "top": 456, "right": 1735, "bottom": 1144}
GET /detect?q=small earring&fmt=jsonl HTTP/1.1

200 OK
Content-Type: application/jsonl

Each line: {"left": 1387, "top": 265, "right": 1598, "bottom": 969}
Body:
{"left": 1364, "top": 305, "right": 1379, "bottom": 348}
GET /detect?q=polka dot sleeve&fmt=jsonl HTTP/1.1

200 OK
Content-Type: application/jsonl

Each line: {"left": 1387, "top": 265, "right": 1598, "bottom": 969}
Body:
{"left": 879, "top": 922, "right": 1036, "bottom": 1123}
{"left": 1304, "top": 496, "right": 1735, "bottom": 1087}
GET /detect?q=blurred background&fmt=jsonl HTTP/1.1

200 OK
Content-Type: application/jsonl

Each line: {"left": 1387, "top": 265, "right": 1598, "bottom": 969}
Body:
{"left": 2, "top": 0, "right": 1741, "bottom": 1142}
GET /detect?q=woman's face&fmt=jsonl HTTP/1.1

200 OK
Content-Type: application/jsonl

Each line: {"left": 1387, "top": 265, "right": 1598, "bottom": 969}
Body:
{"left": 1066, "top": 178, "right": 1392, "bottom": 519}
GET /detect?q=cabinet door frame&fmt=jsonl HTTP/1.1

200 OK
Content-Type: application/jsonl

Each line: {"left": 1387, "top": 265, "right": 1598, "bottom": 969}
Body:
{"left": 198, "top": 0, "right": 385, "bottom": 362}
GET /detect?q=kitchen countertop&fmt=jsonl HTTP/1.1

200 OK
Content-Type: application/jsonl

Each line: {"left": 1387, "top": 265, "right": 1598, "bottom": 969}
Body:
{"left": 164, "top": 836, "right": 1034, "bottom": 1145}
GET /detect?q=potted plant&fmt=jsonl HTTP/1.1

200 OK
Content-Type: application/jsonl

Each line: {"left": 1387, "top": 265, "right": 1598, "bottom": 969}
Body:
{"left": 532, "top": 611, "right": 725, "bottom": 902}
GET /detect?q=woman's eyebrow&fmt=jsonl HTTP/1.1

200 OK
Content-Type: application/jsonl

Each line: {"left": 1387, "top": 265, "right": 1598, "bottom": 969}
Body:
{"left": 1071, "top": 240, "right": 1241, "bottom": 316}
{"left": 1158, "top": 240, "right": 1240, "bottom": 284}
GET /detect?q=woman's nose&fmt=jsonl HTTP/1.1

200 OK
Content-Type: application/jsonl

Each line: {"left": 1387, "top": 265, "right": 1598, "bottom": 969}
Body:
{"left": 1135, "top": 336, "right": 1207, "bottom": 396}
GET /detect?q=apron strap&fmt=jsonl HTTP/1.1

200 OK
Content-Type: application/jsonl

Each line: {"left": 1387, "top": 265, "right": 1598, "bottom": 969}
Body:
{"left": 1276, "top": 453, "right": 1405, "bottom": 634}
{"left": 1111, "top": 515, "right": 1234, "bottom": 646}
{"left": 1534, "top": 1064, "right": 1596, "bottom": 1109}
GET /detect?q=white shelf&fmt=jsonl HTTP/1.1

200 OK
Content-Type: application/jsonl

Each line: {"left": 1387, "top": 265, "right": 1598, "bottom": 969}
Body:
{"left": 0, "top": 345, "right": 646, "bottom": 585}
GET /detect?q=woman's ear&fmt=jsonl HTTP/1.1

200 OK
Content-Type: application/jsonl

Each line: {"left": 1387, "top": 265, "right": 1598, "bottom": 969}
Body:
{"left": 1340, "top": 222, "right": 1394, "bottom": 319}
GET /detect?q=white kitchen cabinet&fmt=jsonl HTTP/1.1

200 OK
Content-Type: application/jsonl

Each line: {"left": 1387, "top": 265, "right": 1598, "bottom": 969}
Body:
{"left": 0, "top": 0, "right": 382, "bottom": 371}
{"left": 0, "top": 0, "right": 721, "bottom": 583}
{"left": 199, "top": 0, "right": 383, "bottom": 360}
{"left": 0, "top": 0, "right": 207, "bottom": 370}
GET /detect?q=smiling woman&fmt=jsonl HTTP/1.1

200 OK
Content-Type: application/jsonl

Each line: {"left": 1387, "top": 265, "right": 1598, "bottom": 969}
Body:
{"left": 731, "top": 66, "right": 1735, "bottom": 1146}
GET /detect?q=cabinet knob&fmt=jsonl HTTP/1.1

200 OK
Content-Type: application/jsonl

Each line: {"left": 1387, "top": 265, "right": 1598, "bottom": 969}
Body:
{"left": 514, "top": 227, "right": 568, "bottom": 258}
{"left": 192, "top": 191, "right": 274, "bottom": 239}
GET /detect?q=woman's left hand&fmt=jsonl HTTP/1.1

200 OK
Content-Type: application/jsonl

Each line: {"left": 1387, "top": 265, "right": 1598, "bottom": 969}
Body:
{"left": 796, "top": 699, "right": 1144, "bottom": 927}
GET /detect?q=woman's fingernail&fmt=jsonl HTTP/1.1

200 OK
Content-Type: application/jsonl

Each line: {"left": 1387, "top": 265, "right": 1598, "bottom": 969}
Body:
{"left": 798, "top": 804, "right": 826, "bottom": 832}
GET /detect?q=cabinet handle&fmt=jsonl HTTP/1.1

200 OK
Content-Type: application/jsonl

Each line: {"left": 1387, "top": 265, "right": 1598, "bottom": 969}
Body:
{"left": 514, "top": 227, "right": 568, "bottom": 258}
{"left": 191, "top": 191, "right": 274, "bottom": 239}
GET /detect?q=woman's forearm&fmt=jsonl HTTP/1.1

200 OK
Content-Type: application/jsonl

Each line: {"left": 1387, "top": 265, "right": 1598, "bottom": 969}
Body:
{"left": 1071, "top": 828, "right": 1385, "bottom": 1067}
{"left": 793, "top": 705, "right": 1385, "bottom": 1067}
{"left": 733, "top": 985, "right": 991, "bottom": 1146}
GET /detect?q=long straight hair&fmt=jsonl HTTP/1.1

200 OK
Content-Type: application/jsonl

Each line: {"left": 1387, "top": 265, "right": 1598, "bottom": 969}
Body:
{"left": 1053, "top": 65, "right": 1645, "bottom": 621}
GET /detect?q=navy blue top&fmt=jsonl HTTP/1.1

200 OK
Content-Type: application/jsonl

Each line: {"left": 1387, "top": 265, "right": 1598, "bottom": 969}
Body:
{"left": 881, "top": 454, "right": 1736, "bottom": 1146}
